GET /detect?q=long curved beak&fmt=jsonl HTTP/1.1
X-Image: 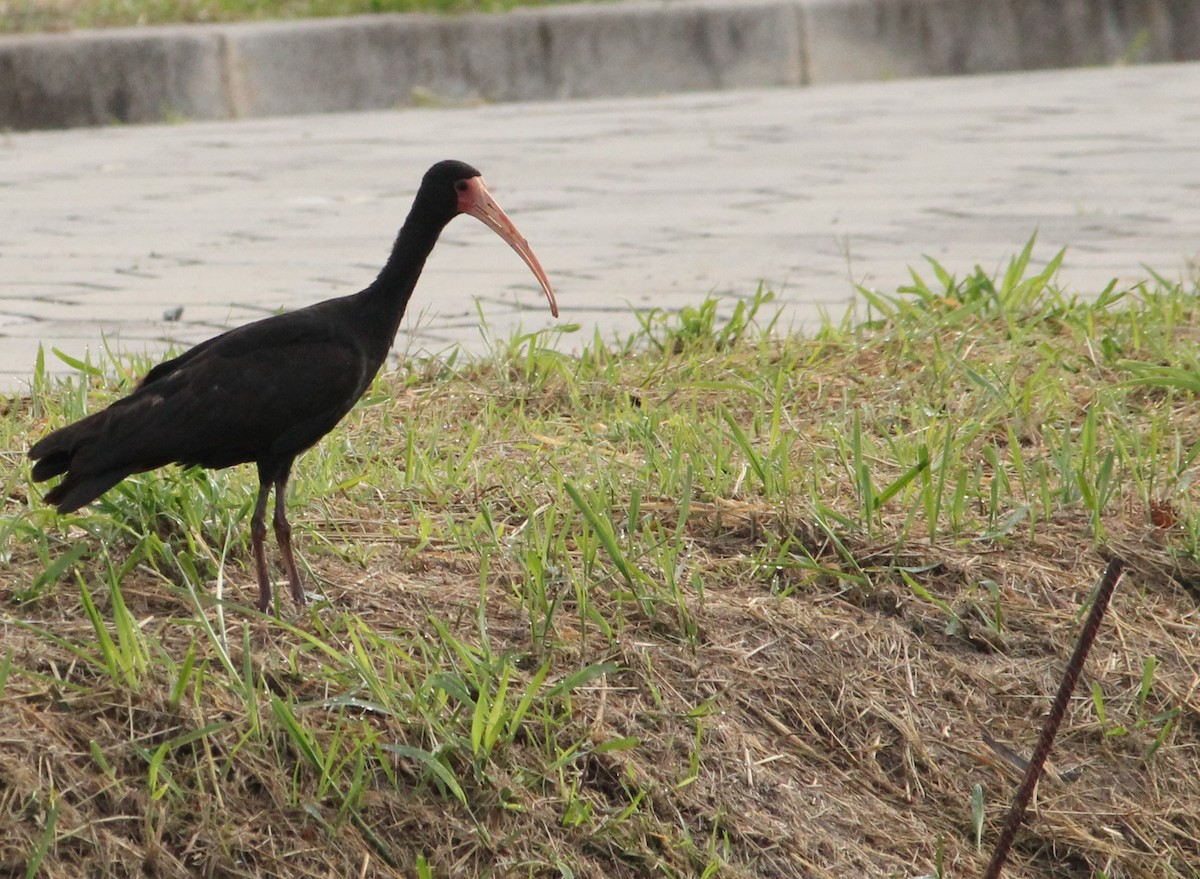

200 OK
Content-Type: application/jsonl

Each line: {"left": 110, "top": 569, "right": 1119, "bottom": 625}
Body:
{"left": 460, "top": 177, "right": 558, "bottom": 318}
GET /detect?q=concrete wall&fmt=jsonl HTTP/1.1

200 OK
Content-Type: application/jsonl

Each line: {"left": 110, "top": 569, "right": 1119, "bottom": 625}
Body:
{"left": 1, "top": 0, "right": 1197, "bottom": 130}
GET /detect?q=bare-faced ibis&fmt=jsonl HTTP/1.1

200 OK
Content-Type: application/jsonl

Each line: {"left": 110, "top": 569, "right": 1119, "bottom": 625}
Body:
{"left": 29, "top": 160, "right": 557, "bottom": 612}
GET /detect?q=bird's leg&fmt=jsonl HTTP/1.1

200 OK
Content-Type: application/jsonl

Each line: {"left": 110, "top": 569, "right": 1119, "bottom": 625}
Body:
{"left": 250, "top": 475, "right": 274, "bottom": 612}
{"left": 273, "top": 470, "right": 306, "bottom": 606}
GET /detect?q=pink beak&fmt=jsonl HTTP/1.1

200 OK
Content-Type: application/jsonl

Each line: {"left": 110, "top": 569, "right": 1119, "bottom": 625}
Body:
{"left": 457, "top": 176, "right": 559, "bottom": 319}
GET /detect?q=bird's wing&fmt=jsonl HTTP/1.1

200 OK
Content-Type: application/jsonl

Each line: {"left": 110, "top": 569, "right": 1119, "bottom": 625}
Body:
{"left": 86, "top": 318, "right": 377, "bottom": 474}
{"left": 139, "top": 302, "right": 330, "bottom": 389}
{"left": 139, "top": 328, "right": 233, "bottom": 388}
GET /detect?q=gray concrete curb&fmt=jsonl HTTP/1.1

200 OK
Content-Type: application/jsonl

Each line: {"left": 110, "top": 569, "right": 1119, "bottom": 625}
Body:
{"left": 1, "top": 0, "right": 1198, "bottom": 130}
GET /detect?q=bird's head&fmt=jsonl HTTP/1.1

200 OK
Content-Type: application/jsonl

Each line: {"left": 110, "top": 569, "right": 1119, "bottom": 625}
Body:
{"left": 421, "top": 160, "right": 558, "bottom": 318}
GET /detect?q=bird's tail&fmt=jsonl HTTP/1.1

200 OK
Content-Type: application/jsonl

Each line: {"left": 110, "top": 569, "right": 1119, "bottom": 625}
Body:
{"left": 28, "top": 415, "right": 132, "bottom": 514}
{"left": 29, "top": 420, "right": 88, "bottom": 482}
{"left": 43, "top": 470, "right": 132, "bottom": 514}
{"left": 29, "top": 447, "right": 71, "bottom": 482}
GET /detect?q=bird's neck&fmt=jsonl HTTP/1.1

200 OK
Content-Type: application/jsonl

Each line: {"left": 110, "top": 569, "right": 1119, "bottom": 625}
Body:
{"left": 362, "top": 214, "right": 446, "bottom": 343}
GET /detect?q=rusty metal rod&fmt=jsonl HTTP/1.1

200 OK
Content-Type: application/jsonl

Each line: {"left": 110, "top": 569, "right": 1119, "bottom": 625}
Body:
{"left": 982, "top": 556, "right": 1126, "bottom": 879}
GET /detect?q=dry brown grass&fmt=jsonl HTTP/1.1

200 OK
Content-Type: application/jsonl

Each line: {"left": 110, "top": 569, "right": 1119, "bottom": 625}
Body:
{"left": 3, "top": 273, "right": 1200, "bottom": 878}
{"left": 4, "top": 518, "right": 1199, "bottom": 878}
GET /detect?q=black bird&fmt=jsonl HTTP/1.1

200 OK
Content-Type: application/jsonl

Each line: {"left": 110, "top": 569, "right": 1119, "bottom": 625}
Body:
{"left": 29, "top": 160, "right": 558, "bottom": 612}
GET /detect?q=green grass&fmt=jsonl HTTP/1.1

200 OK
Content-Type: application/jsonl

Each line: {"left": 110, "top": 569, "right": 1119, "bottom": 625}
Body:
{"left": 3, "top": 239, "right": 1200, "bottom": 877}
{"left": 1, "top": 0, "right": 591, "bottom": 33}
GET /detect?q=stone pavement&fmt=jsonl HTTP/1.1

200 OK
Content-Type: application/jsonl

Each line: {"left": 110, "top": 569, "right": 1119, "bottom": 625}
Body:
{"left": 2, "top": 60, "right": 1200, "bottom": 391}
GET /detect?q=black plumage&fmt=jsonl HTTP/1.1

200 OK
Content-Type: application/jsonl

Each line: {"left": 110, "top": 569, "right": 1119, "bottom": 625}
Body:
{"left": 29, "top": 160, "right": 557, "bottom": 611}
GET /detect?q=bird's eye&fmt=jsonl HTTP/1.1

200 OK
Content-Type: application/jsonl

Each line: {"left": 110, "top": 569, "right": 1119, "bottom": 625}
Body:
{"left": 455, "top": 180, "right": 469, "bottom": 193}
